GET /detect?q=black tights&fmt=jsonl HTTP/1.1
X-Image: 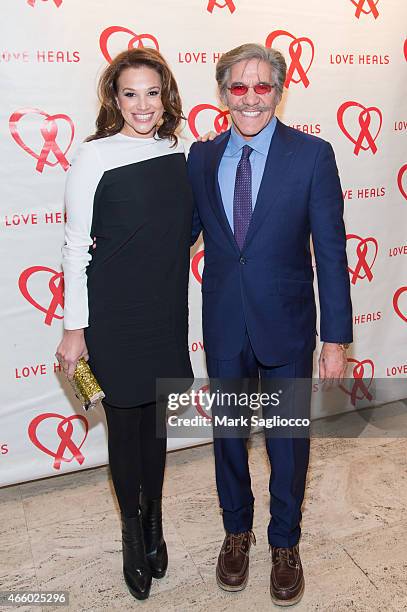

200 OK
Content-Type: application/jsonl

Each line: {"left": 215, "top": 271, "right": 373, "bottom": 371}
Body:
{"left": 103, "top": 401, "right": 167, "bottom": 518}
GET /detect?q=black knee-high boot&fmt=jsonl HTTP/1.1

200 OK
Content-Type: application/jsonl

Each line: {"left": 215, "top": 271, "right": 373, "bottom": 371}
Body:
{"left": 121, "top": 511, "right": 152, "bottom": 599}
{"left": 140, "top": 492, "right": 168, "bottom": 579}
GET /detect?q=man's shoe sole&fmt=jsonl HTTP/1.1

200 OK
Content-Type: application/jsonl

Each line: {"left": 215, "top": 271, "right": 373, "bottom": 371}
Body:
{"left": 216, "top": 569, "right": 249, "bottom": 592}
{"left": 270, "top": 579, "right": 305, "bottom": 607}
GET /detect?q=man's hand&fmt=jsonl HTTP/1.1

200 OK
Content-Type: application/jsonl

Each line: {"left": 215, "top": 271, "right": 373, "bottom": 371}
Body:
{"left": 319, "top": 342, "right": 348, "bottom": 385}
{"left": 198, "top": 130, "right": 218, "bottom": 142}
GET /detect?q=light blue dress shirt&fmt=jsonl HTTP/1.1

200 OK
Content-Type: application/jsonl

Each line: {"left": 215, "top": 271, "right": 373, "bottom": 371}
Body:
{"left": 218, "top": 116, "right": 277, "bottom": 229}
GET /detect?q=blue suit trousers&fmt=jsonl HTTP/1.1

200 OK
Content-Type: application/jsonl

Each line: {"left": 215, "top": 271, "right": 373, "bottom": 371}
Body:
{"left": 206, "top": 332, "right": 313, "bottom": 547}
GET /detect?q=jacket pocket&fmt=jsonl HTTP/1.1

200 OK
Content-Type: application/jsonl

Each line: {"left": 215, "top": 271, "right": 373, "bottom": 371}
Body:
{"left": 272, "top": 278, "right": 314, "bottom": 298}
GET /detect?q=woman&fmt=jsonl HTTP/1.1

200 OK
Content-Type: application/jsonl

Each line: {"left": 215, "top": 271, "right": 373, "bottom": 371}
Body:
{"left": 56, "top": 48, "right": 195, "bottom": 600}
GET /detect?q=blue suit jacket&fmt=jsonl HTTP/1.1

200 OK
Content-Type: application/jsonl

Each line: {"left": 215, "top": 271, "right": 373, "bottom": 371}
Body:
{"left": 188, "top": 119, "right": 353, "bottom": 365}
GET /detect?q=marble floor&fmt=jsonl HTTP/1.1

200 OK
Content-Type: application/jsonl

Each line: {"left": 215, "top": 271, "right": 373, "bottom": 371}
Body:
{"left": 1, "top": 401, "right": 407, "bottom": 612}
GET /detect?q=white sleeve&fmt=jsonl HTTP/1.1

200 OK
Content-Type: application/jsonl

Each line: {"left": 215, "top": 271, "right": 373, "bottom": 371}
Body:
{"left": 178, "top": 138, "right": 188, "bottom": 159}
{"left": 62, "top": 141, "right": 103, "bottom": 330}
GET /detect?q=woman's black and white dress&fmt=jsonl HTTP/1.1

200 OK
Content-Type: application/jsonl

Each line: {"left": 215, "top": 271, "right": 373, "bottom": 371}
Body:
{"left": 62, "top": 133, "right": 194, "bottom": 407}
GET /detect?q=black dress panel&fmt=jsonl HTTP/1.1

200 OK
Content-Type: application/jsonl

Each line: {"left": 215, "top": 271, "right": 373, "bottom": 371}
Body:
{"left": 84, "top": 153, "right": 194, "bottom": 407}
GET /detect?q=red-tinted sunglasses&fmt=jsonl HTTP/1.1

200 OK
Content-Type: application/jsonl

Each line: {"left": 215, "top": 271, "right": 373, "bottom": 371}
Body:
{"left": 228, "top": 83, "right": 275, "bottom": 96}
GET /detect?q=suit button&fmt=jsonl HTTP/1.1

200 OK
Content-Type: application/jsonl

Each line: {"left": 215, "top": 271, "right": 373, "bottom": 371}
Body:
{"left": 239, "top": 256, "right": 247, "bottom": 264}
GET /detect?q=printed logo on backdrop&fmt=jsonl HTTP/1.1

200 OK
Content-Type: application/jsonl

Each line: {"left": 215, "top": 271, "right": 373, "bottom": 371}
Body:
{"left": 351, "top": 0, "right": 379, "bottom": 19}
{"left": 404, "top": 39, "right": 407, "bottom": 62}
{"left": 100, "top": 26, "right": 159, "bottom": 63}
{"left": 9, "top": 108, "right": 74, "bottom": 173}
{"left": 207, "top": 0, "right": 236, "bottom": 13}
{"left": 27, "top": 0, "right": 63, "bottom": 6}
{"left": 393, "top": 287, "right": 407, "bottom": 323}
{"left": 188, "top": 104, "right": 230, "bottom": 139}
{"left": 28, "top": 413, "right": 88, "bottom": 470}
{"left": 337, "top": 101, "right": 382, "bottom": 155}
{"left": 191, "top": 249, "right": 205, "bottom": 284}
{"left": 397, "top": 164, "right": 407, "bottom": 201}
{"left": 195, "top": 384, "right": 212, "bottom": 420}
{"left": 346, "top": 234, "right": 378, "bottom": 285}
{"left": 341, "top": 358, "right": 375, "bottom": 406}
{"left": 265, "top": 30, "right": 314, "bottom": 88}
{"left": 19, "top": 266, "right": 64, "bottom": 326}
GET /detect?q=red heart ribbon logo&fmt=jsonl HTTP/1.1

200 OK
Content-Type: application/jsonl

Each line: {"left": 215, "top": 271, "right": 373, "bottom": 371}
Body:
{"left": 9, "top": 108, "right": 74, "bottom": 173}
{"left": 404, "top": 39, "right": 407, "bottom": 62}
{"left": 27, "top": 0, "right": 63, "bottom": 6}
{"left": 28, "top": 413, "right": 88, "bottom": 470}
{"left": 99, "top": 26, "right": 159, "bottom": 63}
{"left": 346, "top": 234, "right": 378, "bottom": 285}
{"left": 397, "top": 164, "right": 407, "bottom": 201}
{"left": 19, "top": 266, "right": 64, "bottom": 326}
{"left": 191, "top": 249, "right": 205, "bottom": 284}
{"left": 340, "top": 358, "right": 375, "bottom": 406}
{"left": 351, "top": 0, "right": 379, "bottom": 19}
{"left": 188, "top": 104, "right": 230, "bottom": 139}
{"left": 265, "top": 30, "right": 314, "bottom": 88}
{"left": 337, "top": 101, "right": 382, "bottom": 155}
{"left": 207, "top": 0, "right": 236, "bottom": 12}
{"left": 393, "top": 287, "right": 407, "bottom": 323}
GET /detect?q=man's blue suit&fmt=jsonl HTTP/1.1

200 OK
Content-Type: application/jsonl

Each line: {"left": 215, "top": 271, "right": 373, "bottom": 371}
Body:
{"left": 188, "top": 119, "right": 353, "bottom": 546}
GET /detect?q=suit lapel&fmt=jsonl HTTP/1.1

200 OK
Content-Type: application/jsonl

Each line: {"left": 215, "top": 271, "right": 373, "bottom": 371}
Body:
{"left": 204, "top": 131, "right": 240, "bottom": 254}
{"left": 244, "top": 120, "right": 298, "bottom": 250}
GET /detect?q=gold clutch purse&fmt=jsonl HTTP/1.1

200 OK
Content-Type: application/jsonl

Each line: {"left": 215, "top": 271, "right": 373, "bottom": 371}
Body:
{"left": 65, "top": 357, "right": 105, "bottom": 411}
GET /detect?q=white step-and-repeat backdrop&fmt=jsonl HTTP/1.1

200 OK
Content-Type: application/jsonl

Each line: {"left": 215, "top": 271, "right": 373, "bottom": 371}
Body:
{"left": 1, "top": 0, "right": 406, "bottom": 487}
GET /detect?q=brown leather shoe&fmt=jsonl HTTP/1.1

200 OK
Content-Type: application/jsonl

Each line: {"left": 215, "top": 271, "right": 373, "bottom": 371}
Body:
{"left": 216, "top": 531, "right": 256, "bottom": 591}
{"left": 270, "top": 544, "right": 304, "bottom": 606}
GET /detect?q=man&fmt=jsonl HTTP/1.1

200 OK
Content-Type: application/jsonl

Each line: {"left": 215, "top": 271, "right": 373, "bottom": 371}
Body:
{"left": 188, "top": 43, "right": 352, "bottom": 605}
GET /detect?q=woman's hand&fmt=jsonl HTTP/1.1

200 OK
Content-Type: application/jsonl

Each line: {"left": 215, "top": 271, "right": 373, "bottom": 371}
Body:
{"left": 56, "top": 329, "right": 88, "bottom": 380}
{"left": 198, "top": 130, "right": 218, "bottom": 142}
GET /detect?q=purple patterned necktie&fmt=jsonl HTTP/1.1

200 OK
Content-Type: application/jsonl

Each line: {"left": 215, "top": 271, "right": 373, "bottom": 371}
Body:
{"left": 233, "top": 145, "right": 253, "bottom": 250}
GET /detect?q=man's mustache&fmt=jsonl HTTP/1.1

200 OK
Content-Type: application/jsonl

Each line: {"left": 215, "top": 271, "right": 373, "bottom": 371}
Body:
{"left": 229, "top": 104, "right": 273, "bottom": 112}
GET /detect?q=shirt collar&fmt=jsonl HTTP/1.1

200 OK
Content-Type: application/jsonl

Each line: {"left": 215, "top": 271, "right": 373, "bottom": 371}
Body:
{"left": 228, "top": 115, "right": 277, "bottom": 156}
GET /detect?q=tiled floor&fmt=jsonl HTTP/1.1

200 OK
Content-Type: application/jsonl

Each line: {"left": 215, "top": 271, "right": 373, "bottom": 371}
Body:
{"left": 1, "top": 401, "right": 407, "bottom": 611}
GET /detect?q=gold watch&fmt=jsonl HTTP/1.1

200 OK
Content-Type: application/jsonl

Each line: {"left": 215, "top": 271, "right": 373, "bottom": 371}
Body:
{"left": 337, "top": 343, "right": 350, "bottom": 350}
